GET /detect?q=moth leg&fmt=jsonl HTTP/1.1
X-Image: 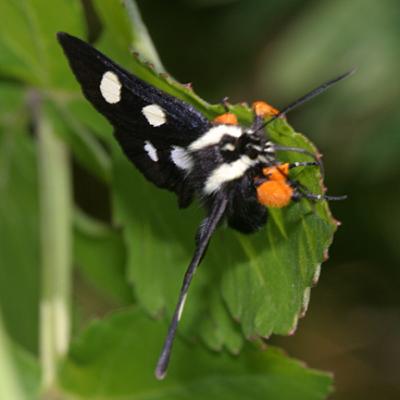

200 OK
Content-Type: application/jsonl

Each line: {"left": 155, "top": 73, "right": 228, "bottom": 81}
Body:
{"left": 292, "top": 189, "right": 347, "bottom": 202}
{"left": 273, "top": 145, "right": 325, "bottom": 179}
{"left": 289, "top": 179, "right": 347, "bottom": 202}
{"left": 155, "top": 193, "right": 228, "bottom": 380}
{"left": 288, "top": 161, "right": 319, "bottom": 169}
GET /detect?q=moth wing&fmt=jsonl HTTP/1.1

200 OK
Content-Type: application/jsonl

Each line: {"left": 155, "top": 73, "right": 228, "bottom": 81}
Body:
{"left": 58, "top": 32, "right": 210, "bottom": 203}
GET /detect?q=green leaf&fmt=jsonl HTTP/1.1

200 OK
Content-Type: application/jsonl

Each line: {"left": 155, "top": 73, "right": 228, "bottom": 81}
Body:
{"left": 73, "top": 209, "right": 133, "bottom": 305}
{"left": 0, "top": 0, "right": 111, "bottom": 185}
{"left": 8, "top": 341, "right": 41, "bottom": 400}
{"left": 112, "top": 116, "right": 335, "bottom": 350}
{"left": 45, "top": 100, "right": 112, "bottom": 184}
{"left": 86, "top": 0, "right": 338, "bottom": 350}
{"left": 0, "top": 85, "right": 39, "bottom": 353}
{"left": 59, "top": 308, "right": 332, "bottom": 399}
{"left": 87, "top": 0, "right": 336, "bottom": 349}
{"left": 0, "top": 0, "right": 337, "bottom": 355}
{"left": 0, "top": 312, "right": 41, "bottom": 400}
{"left": 0, "top": 0, "right": 85, "bottom": 87}
{"left": 220, "top": 118, "right": 335, "bottom": 338}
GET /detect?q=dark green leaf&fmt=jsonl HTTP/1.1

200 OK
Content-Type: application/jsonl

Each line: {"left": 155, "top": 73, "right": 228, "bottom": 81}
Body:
{"left": 59, "top": 308, "right": 332, "bottom": 399}
{"left": 92, "top": 0, "right": 164, "bottom": 71}
{"left": 0, "top": 85, "right": 39, "bottom": 353}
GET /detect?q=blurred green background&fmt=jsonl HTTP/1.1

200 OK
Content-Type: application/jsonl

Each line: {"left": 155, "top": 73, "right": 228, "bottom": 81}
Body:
{"left": 1, "top": 0, "right": 399, "bottom": 399}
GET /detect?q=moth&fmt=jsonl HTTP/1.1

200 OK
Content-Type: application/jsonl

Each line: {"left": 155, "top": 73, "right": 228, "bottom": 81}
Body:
{"left": 58, "top": 32, "right": 351, "bottom": 379}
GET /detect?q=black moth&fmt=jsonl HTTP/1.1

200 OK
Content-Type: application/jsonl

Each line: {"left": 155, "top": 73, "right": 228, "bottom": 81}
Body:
{"left": 58, "top": 32, "right": 350, "bottom": 379}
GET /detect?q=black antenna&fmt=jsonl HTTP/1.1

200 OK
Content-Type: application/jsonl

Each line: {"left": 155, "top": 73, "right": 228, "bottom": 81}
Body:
{"left": 258, "top": 69, "right": 356, "bottom": 132}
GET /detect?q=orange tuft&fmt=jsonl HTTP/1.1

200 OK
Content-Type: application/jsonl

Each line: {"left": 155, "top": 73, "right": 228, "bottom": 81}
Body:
{"left": 213, "top": 112, "right": 238, "bottom": 125}
{"left": 256, "top": 163, "right": 293, "bottom": 208}
{"left": 262, "top": 163, "right": 290, "bottom": 181}
{"left": 256, "top": 180, "right": 293, "bottom": 208}
{"left": 252, "top": 101, "right": 279, "bottom": 118}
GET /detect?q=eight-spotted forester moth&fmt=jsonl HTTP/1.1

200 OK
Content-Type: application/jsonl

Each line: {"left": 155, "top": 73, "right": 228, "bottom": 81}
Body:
{"left": 57, "top": 32, "right": 351, "bottom": 379}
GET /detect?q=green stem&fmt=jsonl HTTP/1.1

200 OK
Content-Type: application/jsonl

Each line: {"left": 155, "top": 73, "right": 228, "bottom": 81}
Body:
{"left": 37, "top": 98, "right": 72, "bottom": 389}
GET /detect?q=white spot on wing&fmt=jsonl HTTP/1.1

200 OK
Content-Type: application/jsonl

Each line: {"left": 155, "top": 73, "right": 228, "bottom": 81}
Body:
{"left": 204, "top": 155, "right": 257, "bottom": 194}
{"left": 100, "top": 71, "right": 122, "bottom": 104}
{"left": 189, "top": 125, "right": 242, "bottom": 151}
{"left": 142, "top": 104, "right": 166, "bottom": 127}
{"left": 144, "top": 141, "right": 158, "bottom": 162}
{"left": 171, "top": 146, "right": 193, "bottom": 171}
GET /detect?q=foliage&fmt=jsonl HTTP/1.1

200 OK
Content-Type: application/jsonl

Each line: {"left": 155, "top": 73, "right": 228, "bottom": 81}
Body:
{"left": 0, "top": 0, "right": 347, "bottom": 398}
{"left": 59, "top": 309, "right": 332, "bottom": 400}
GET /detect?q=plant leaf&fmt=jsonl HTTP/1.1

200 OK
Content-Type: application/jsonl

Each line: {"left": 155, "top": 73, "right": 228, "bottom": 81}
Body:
{"left": 58, "top": 308, "right": 333, "bottom": 399}
{"left": 112, "top": 116, "right": 336, "bottom": 350}
{"left": 0, "top": 0, "right": 111, "bottom": 183}
{"left": 45, "top": 100, "right": 112, "bottom": 184}
{"left": 0, "top": 312, "right": 41, "bottom": 400}
{"left": 89, "top": 0, "right": 339, "bottom": 349}
{"left": 0, "top": 85, "right": 40, "bottom": 353}
{"left": 0, "top": 0, "right": 85, "bottom": 87}
{"left": 73, "top": 208, "right": 133, "bottom": 305}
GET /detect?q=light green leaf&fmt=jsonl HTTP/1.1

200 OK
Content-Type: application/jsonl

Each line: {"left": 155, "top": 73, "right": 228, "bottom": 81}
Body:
{"left": 0, "top": 1, "right": 110, "bottom": 189}
{"left": 73, "top": 209, "right": 133, "bottom": 305}
{"left": 0, "top": 0, "right": 85, "bottom": 87}
{"left": 0, "top": 311, "right": 41, "bottom": 400}
{"left": 59, "top": 309, "right": 332, "bottom": 399}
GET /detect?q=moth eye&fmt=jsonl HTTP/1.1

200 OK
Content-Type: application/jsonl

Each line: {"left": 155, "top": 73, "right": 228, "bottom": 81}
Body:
{"left": 245, "top": 143, "right": 259, "bottom": 159}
